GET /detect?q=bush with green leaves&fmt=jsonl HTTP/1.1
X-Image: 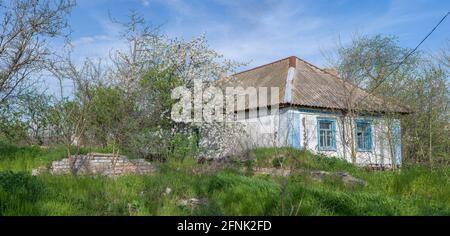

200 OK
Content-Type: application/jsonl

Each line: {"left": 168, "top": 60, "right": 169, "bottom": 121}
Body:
{"left": 0, "top": 171, "right": 44, "bottom": 215}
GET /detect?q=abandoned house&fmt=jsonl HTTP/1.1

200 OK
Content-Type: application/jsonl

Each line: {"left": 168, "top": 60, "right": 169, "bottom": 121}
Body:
{"left": 216, "top": 56, "right": 410, "bottom": 168}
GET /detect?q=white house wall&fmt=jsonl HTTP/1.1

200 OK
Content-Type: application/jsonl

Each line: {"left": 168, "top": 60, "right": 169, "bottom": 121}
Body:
{"left": 296, "top": 110, "right": 396, "bottom": 167}
{"left": 236, "top": 107, "right": 400, "bottom": 167}
{"left": 235, "top": 107, "right": 282, "bottom": 148}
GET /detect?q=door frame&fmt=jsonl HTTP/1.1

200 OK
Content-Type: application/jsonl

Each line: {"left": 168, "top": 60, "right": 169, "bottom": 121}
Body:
{"left": 287, "top": 110, "right": 301, "bottom": 149}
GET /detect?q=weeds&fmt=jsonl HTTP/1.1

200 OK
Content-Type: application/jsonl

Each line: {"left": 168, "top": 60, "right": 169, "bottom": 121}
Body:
{"left": 0, "top": 145, "right": 448, "bottom": 215}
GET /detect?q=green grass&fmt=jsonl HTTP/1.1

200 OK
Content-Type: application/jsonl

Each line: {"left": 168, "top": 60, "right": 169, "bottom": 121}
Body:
{"left": 0, "top": 144, "right": 449, "bottom": 216}
{"left": 0, "top": 144, "right": 67, "bottom": 172}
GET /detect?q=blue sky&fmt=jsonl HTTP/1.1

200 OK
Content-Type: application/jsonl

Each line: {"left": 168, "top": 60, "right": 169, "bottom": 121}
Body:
{"left": 68, "top": 0, "right": 449, "bottom": 70}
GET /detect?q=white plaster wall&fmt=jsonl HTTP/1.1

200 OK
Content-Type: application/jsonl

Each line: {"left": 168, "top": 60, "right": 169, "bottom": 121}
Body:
{"left": 276, "top": 108, "right": 290, "bottom": 147}
{"left": 236, "top": 107, "right": 283, "bottom": 148}
{"left": 297, "top": 111, "right": 395, "bottom": 166}
{"left": 236, "top": 107, "right": 399, "bottom": 167}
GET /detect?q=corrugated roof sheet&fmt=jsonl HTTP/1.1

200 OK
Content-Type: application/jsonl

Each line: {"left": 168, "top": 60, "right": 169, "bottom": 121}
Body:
{"left": 218, "top": 56, "right": 410, "bottom": 114}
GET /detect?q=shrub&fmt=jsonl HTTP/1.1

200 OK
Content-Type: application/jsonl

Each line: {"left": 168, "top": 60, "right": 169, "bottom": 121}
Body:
{"left": 0, "top": 171, "right": 44, "bottom": 215}
{"left": 0, "top": 171, "right": 43, "bottom": 201}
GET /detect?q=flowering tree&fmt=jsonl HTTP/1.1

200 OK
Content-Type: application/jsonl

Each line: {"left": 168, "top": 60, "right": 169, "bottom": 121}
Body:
{"left": 105, "top": 13, "right": 247, "bottom": 160}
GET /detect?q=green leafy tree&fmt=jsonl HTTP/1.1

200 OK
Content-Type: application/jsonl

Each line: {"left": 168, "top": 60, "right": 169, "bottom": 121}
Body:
{"left": 329, "top": 34, "right": 449, "bottom": 167}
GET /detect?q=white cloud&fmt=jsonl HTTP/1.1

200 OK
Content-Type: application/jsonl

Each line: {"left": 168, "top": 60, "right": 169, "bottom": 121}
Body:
{"left": 162, "top": 0, "right": 335, "bottom": 68}
{"left": 69, "top": 0, "right": 448, "bottom": 71}
{"left": 142, "top": 0, "right": 150, "bottom": 7}
{"left": 359, "top": 0, "right": 438, "bottom": 36}
{"left": 69, "top": 18, "right": 125, "bottom": 66}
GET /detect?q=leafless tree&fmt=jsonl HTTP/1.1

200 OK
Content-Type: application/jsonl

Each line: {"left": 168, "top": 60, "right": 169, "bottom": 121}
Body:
{"left": 320, "top": 34, "right": 417, "bottom": 168}
{"left": 47, "top": 49, "right": 105, "bottom": 158}
{"left": 0, "top": 0, "right": 74, "bottom": 104}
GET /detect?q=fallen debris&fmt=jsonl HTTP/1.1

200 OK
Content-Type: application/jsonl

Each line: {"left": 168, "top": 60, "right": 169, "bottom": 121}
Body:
{"left": 31, "top": 166, "right": 47, "bottom": 176}
{"left": 177, "top": 197, "right": 208, "bottom": 208}
{"left": 253, "top": 167, "right": 293, "bottom": 177}
{"left": 163, "top": 187, "right": 172, "bottom": 196}
{"left": 310, "top": 170, "right": 367, "bottom": 187}
{"left": 32, "top": 153, "right": 157, "bottom": 177}
{"left": 252, "top": 167, "right": 367, "bottom": 187}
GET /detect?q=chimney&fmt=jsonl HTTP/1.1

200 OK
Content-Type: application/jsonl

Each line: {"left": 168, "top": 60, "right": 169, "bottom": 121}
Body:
{"left": 288, "top": 56, "right": 297, "bottom": 68}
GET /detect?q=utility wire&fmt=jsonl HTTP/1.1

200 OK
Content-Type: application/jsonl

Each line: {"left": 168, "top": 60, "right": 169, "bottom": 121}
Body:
{"left": 359, "top": 10, "right": 450, "bottom": 102}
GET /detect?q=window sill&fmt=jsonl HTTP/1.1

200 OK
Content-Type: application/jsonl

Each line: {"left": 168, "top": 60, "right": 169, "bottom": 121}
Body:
{"left": 356, "top": 149, "right": 372, "bottom": 153}
{"left": 318, "top": 148, "right": 337, "bottom": 152}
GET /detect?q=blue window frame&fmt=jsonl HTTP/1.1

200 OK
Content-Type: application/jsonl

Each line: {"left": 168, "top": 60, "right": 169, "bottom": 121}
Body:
{"left": 317, "top": 118, "right": 336, "bottom": 151}
{"left": 355, "top": 120, "right": 372, "bottom": 152}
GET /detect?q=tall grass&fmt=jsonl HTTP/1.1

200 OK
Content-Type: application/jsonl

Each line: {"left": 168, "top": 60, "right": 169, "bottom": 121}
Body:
{"left": 0, "top": 144, "right": 67, "bottom": 172}
{"left": 0, "top": 145, "right": 448, "bottom": 215}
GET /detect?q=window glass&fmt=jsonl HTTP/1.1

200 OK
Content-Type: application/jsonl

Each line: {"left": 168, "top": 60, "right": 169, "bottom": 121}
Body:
{"left": 356, "top": 121, "right": 372, "bottom": 151}
{"left": 318, "top": 119, "right": 335, "bottom": 150}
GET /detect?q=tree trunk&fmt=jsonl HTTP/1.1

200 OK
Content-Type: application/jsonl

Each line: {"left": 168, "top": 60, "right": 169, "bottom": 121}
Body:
{"left": 386, "top": 123, "right": 396, "bottom": 171}
{"left": 428, "top": 92, "right": 433, "bottom": 168}
{"left": 348, "top": 111, "right": 356, "bottom": 165}
{"left": 428, "top": 116, "right": 433, "bottom": 168}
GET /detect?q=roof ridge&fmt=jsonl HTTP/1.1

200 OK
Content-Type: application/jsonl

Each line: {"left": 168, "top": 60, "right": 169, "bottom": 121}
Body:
{"left": 295, "top": 57, "right": 336, "bottom": 76}
{"left": 232, "top": 56, "right": 294, "bottom": 76}
{"left": 296, "top": 57, "right": 377, "bottom": 98}
{"left": 233, "top": 56, "right": 338, "bottom": 78}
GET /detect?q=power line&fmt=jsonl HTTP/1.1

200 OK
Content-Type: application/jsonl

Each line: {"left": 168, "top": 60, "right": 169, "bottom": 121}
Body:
{"left": 360, "top": 10, "right": 450, "bottom": 100}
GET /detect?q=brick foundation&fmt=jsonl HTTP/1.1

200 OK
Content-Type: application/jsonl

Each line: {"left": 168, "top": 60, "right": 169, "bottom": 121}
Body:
{"left": 49, "top": 153, "right": 156, "bottom": 177}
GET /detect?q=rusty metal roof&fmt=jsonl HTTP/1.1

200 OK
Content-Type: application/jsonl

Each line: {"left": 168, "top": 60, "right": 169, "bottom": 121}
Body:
{"left": 218, "top": 56, "right": 410, "bottom": 114}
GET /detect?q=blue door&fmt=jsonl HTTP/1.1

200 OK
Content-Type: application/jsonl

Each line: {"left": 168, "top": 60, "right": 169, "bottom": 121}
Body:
{"left": 288, "top": 111, "right": 301, "bottom": 149}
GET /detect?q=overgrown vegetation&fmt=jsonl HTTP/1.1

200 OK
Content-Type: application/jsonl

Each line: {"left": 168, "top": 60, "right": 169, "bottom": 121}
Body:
{"left": 0, "top": 2, "right": 447, "bottom": 166}
{"left": 0, "top": 144, "right": 448, "bottom": 216}
{"left": 0, "top": 1, "right": 448, "bottom": 216}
